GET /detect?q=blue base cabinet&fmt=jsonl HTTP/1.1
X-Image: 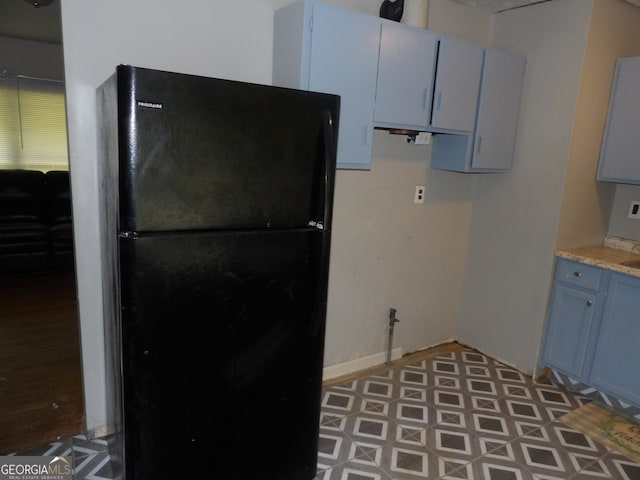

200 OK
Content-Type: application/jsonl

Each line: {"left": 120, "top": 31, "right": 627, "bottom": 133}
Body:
{"left": 541, "top": 259, "right": 601, "bottom": 378}
{"left": 543, "top": 284, "right": 597, "bottom": 378}
{"left": 541, "top": 258, "right": 640, "bottom": 409}
{"left": 589, "top": 272, "right": 640, "bottom": 406}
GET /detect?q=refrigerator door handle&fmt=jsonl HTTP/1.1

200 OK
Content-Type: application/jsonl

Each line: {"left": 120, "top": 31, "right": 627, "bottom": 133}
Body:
{"left": 321, "top": 110, "right": 337, "bottom": 231}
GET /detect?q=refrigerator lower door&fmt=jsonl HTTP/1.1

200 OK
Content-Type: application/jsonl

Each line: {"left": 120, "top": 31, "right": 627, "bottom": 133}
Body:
{"left": 117, "top": 229, "right": 328, "bottom": 480}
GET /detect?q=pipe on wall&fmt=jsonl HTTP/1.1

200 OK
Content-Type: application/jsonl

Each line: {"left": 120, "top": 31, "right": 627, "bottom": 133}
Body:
{"left": 402, "top": 0, "right": 429, "bottom": 29}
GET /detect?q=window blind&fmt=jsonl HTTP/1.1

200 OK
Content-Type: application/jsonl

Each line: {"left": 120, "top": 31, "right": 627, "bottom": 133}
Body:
{"left": 0, "top": 75, "right": 69, "bottom": 172}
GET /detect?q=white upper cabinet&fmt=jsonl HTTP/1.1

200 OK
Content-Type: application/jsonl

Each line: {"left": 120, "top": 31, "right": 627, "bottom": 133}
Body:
{"left": 274, "top": 0, "right": 526, "bottom": 173}
{"left": 374, "top": 22, "right": 438, "bottom": 130}
{"left": 597, "top": 57, "right": 640, "bottom": 184}
{"left": 430, "top": 36, "right": 484, "bottom": 132}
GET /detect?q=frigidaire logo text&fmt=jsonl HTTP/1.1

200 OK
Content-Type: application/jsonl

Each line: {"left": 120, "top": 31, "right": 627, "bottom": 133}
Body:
{"left": 137, "top": 101, "right": 163, "bottom": 109}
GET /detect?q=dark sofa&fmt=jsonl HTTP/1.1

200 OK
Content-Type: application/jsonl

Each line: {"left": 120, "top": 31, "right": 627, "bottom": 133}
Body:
{"left": 0, "top": 169, "right": 74, "bottom": 275}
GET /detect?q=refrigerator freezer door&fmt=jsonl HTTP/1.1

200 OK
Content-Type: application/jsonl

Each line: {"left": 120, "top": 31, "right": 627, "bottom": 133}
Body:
{"left": 116, "top": 66, "right": 339, "bottom": 233}
{"left": 118, "top": 229, "right": 328, "bottom": 480}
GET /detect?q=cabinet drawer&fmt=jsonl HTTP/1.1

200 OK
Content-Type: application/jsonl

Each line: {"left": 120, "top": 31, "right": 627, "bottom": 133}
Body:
{"left": 556, "top": 259, "right": 602, "bottom": 291}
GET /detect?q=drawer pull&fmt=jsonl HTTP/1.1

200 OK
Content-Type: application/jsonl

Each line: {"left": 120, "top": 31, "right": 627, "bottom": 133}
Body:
{"left": 574, "top": 271, "right": 582, "bottom": 277}
{"left": 586, "top": 300, "right": 593, "bottom": 307}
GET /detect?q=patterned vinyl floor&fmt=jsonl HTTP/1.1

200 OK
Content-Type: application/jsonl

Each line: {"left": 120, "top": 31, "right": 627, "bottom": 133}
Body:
{"left": 12, "top": 347, "right": 640, "bottom": 479}
{"left": 11, "top": 435, "right": 114, "bottom": 480}
{"left": 316, "top": 348, "right": 640, "bottom": 479}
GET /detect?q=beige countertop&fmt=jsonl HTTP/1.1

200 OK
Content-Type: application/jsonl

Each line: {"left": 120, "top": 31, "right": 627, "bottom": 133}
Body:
{"left": 557, "top": 237, "right": 640, "bottom": 278}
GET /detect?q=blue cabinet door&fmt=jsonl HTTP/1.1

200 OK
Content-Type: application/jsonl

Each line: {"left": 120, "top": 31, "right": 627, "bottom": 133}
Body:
{"left": 308, "top": 3, "right": 380, "bottom": 170}
{"left": 431, "top": 36, "right": 484, "bottom": 132}
{"left": 589, "top": 273, "right": 640, "bottom": 406}
{"left": 597, "top": 57, "right": 640, "bottom": 184}
{"left": 431, "top": 46, "right": 525, "bottom": 173}
{"left": 374, "top": 23, "right": 437, "bottom": 129}
{"left": 542, "top": 284, "right": 596, "bottom": 378}
{"left": 472, "top": 48, "right": 525, "bottom": 171}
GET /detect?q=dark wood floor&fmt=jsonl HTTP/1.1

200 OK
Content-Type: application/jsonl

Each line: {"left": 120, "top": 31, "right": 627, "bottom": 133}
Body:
{"left": 0, "top": 271, "right": 84, "bottom": 454}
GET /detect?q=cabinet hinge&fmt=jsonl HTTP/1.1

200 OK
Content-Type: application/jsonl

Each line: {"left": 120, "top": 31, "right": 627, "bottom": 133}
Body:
{"left": 309, "top": 15, "right": 313, "bottom": 32}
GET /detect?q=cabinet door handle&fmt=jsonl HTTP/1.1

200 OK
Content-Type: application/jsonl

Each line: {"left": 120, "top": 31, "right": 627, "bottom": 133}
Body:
{"left": 436, "top": 91, "right": 442, "bottom": 111}
{"left": 476, "top": 136, "right": 482, "bottom": 154}
{"left": 423, "top": 89, "right": 430, "bottom": 110}
{"left": 574, "top": 271, "right": 582, "bottom": 277}
{"left": 586, "top": 300, "right": 593, "bottom": 307}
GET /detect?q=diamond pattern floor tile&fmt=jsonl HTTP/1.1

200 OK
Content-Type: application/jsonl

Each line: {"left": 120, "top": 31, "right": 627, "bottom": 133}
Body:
{"left": 12, "top": 346, "right": 640, "bottom": 480}
{"left": 317, "top": 348, "right": 640, "bottom": 479}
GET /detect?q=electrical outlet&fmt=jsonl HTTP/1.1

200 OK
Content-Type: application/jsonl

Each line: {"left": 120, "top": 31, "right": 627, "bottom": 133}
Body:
{"left": 628, "top": 200, "right": 640, "bottom": 219}
{"left": 414, "top": 185, "right": 425, "bottom": 204}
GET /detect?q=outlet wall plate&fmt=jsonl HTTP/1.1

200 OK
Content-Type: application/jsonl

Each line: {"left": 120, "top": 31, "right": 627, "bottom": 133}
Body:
{"left": 628, "top": 200, "right": 640, "bottom": 219}
{"left": 414, "top": 185, "right": 425, "bottom": 204}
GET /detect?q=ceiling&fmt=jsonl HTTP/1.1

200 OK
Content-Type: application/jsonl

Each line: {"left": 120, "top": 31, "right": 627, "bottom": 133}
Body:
{"left": 0, "top": 0, "right": 549, "bottom": 46}
{"left": 451, "top": 0, "right": 552, "bottom": 13}
{"left": 0, "top": 0, "right": 62, "bottom": 44}
{"left": 1, "top": 0, "right": 638, "bottom": 45}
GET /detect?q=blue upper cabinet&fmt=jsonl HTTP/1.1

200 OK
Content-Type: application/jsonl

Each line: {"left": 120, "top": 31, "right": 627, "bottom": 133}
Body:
{"left": 274, "top": 0, "right": 525, "bottom": 173}
{"left": 541, "top": 258, "right": 640, "bottom": 409}
{"left": 431, "top": 47, "right": 526, "bottom": 172}
{"left": 597, "top": 57, "right": 640, "bottom": 184}
{"left": 273, "top": 0, "right": 380, "bottom": 170}
{"left": 374, "top": 31, "right": 483, "bottom": 133}
{"left": 472, "top": 48, "right": 526, "bottom": 171}
{"left": 430, "top": 36, "right": 484, "bottom": 133}
{"left": 374, "top": 23, "right": 438, "bottom": 130}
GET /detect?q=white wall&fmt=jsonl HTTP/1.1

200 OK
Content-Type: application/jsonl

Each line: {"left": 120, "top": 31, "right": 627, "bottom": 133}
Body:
{"left": 556, "top": 0, "right": 640, "bottom": 249}
{"left": 326, "top": 133, "right": 473, "bottom": 364}
{"left": 609, "top": 184, "right": 640, "bottom": 241}
{"left": 61, "top": 0, "right": 490, "bottom": 433}
{"left": 458, "top": 0, "right": 594, "bottom": 373}
{"left": 61, "top": 0, "right": 276, "bottom": 433}
{"left": 593, "top": 0, "right": 640, "bottom": 244}
{"left": 321, "top": 1, "right": 490, "bottom": 366}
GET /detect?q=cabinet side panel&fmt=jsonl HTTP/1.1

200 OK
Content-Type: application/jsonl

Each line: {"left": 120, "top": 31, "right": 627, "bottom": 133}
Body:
{"left": 273, "top": 1, "right": 309, "bottom": 89}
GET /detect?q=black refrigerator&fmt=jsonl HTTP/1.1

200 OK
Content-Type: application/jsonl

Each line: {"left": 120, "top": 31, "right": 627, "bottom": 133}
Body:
{"left": 96, "top": 65, "right": 340, "bottom": 480}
